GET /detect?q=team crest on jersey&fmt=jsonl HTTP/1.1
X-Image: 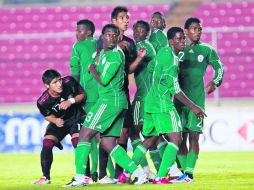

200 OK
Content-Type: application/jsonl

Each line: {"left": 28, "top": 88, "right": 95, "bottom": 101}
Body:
{"left": 197, "top": 55, "right": 204, "bottom": 62}
{"left": 102, "top": 57, "right": 106, "bottom": 65}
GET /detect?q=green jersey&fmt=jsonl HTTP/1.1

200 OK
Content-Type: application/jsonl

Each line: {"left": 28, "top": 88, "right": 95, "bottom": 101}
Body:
{"left": 149, "top": 29, "right": 168, "bottom": 53}
{"left": 70, "top": 36, "right": 98, "bottom": 103}
{"left": 177, "top": 42, "right": 224, "bottom": 108}
{"left": 145, "top": 46, "right": 181, "bottom": 113}
{"left": 134, "top": 39, "right": 156, "bottom": 99}
{"left": 96, "top": 46, "right": 128, "bottom": 108}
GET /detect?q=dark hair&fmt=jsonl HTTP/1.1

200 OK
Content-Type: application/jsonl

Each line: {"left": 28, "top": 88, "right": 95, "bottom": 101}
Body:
{"left": 42, "top": 69, "right": 61, "bottom": 84}
{"left": 77, "top": 19, "right": 95, "bottom": 35}
{"left": 151, "top": 11, "right": 165, "bottom": 20}
{"left": 111, "top": 6, "right": 128, "bottom": 19}
{"left": 102, "top": 24, "right": 120, "bottom": 35}
{"left": 184, "top": 17, "right": 201, "bottom": 29}
{"left": 133, "top": 20, "right": 150, "bottom": 33}
{"left": 167, "top": 27, "right": 184, "bottom": 40}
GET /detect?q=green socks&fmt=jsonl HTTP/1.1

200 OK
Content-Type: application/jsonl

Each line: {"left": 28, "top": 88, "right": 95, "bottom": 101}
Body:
{"left": 110, "top": 145, "right": 138, "bottom": 174}
{"left": 177, "top": 155, "right": 187, "bottom": 171}
{"left": 132, "top": 138, "right": 149, "bottom": 168}
{"left": 157, "top": 142, "right": 179, "bottom": 177}
{"left": 185, "top": 152, "right": 198, "bottom": 174}
{"left": 149, "top": 149, "right": 161, "bottom": 172}
{"left": 132, "top": 144, "right": 148, "bottom": 166}
{"left": 75, "top": 142, "right": 91, "bottom": 174}
{"left": 90, "top": 137, "right": 99, "bottom": 174}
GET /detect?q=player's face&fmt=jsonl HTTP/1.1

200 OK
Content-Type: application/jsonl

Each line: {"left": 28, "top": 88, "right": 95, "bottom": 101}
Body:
{"left": 103, "top": 28, "right": 119, "bottom": 51}
{"left": 171, "top": 31, "right": 186, "bottom": 54}
{"left": 150, "top": 15, "right": 165, "bottom": 31}
{"left": 112, "top": 11, "right": 129, "bottom": 32}
{"left": 47, "top": 77, "right": 63, "bottom": 95}
{"left": 185, "top": 22, "right": 202, "bottom": 43}
{"left": 133, "top": 26, "right": 148, "bottom": 43}
{"left": 76, "top": 24, "right": 91, "bottom": 42}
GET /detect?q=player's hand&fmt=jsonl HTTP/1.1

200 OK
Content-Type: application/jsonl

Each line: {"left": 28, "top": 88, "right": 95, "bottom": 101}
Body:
{"left": 60, "top": 100, "right": 72, "bottom": 110}
{"left": 88, "top": 64, "right": 96, "bottom": 73}
{"left": 206, "top": 81, "right": 217, "bottom": 94}
{"left": 118, "top": 41, "right": 130, "bottom": 51}
{"left": 55, "top": 118, "right": 64, "bottom": 127}
{"left": 137, "top": 46, "right": 147, "bottom": 59}
{"left": 191, "top": 105, "right": 207, "bottom": 118}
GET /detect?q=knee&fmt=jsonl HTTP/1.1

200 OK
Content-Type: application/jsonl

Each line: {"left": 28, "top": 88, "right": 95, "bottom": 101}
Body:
{"left": 42, "top": 139, "right": 55, "bottom": 149}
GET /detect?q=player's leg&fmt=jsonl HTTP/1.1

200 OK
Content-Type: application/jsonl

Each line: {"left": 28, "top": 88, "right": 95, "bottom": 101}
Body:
{"left": 177, "top": 132, "right": 188, "bottom": 172}
{"left": 152, "top": 110, "right": 182, "bottom": 184}
{"left": 33, "top": 121, "right": 69, "bottom": 185}
{"left": 174, "top": 111, "right": 203, "bottom": 183}
{"left": 114, "top": 103, "right": 132, "bottom": 179}
{"left": 90, "top": 135, "right": 99, "bottom": 181}
{"left": 101, "top": 110, "right": 147, "bottom": 185}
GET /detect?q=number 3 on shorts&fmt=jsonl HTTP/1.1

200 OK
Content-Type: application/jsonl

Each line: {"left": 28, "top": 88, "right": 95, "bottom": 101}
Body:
{"left": 85, "top": 112, "right": 94, "bottom": 122}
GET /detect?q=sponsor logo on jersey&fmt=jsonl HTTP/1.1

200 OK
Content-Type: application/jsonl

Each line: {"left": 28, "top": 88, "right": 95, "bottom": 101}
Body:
{"left": 189, "top": 49, "right": 194, "bottom": 53}
{"left": 96, "top": 125, "right": 102, "bottom": 129}
{"left": 197, "top": 55, "right": 204, "bottom": 62}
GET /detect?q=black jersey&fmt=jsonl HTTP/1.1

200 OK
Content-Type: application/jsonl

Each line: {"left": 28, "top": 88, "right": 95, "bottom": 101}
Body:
{"left": 37, "top": 76, "right": 85, "bottom": 120}
{"left": 97, "top": 35, "right": 137, "bottom": 95}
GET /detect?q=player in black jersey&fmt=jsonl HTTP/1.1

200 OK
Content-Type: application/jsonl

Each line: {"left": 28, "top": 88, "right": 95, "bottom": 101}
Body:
{"left": 33, "top": 69, "right": 85, "bottom": 185}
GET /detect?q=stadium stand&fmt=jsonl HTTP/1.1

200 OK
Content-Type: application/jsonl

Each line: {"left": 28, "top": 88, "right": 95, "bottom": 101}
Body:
{"left": 0, "top": 4, "right": 170, "bottom": 103}
{"left": 192, "top": 1, "right": 254, "bottom": 98}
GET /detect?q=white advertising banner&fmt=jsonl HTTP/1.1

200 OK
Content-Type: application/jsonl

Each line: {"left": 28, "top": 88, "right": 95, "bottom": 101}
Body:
{"left": 200, "top": 107, "right": 254, "bottom": 151}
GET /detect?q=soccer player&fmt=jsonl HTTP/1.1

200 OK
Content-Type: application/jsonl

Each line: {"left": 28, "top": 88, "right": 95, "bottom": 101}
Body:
{"left": 131, "top": 27, "right": 207, "bottom": 184}
{"left": 66, "top": 24, "right": 148, "bottom": 187}
{"left": 69, "top": 19, "right": 99, "bottom": 182}
{"left": 33, "top": 69, "right": 85, "bottom": 184}
{"left": 173, "top": 17, "right": 224, "bottom": 183}
{"left": 129, "top": 20, "right": 159, "bottom": 177}
{"left": 149, "top": 12, "right": 168, "bottom": 53}
{"left": 97, "top": 6, "right": 139, "bottom": 183}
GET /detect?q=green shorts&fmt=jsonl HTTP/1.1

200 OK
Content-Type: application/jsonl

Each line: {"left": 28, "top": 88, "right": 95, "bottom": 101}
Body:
{"left": 142, "top": 108, "right": 182, "bottom": 137}
{"left": 83, "top": 102, "right": 95, "bottom": 113}
{"left": 83, "top": 101, "right": 126, "bottom": 138}
{"left": 132, "top": 99, "right": 144, "bottom": 126}
{"left": 180, "top": 106, "right": 204, "bottom": 133}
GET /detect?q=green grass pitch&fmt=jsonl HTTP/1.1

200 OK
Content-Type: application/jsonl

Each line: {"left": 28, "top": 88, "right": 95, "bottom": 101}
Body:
{"left": 1, "top": 152, "right": 254, "bottom": 190}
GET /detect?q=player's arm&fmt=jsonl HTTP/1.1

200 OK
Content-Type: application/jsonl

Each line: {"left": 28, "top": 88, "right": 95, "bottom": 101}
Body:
{"left": 60, "top": 78, "right": 86, "bottom": 110}
{"left": 89, "top": 55, "right": 121, "bottom": 86}
{"left": 129, "top": 46, "right": 147, "bottom": 74}
{"left": 70, "top": 43, "right": 81, "bottom": 82}
{"left": 167, "top": 61, "right": 206, "bottom": 118}
{"left": 206, "top": 48, "right": 224, "bottom": 94}
{"left": 45, "top": 114, "right": 64, "bottom": 127}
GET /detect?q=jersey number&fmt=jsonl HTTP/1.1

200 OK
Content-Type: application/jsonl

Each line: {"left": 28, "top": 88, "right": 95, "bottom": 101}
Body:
{"left": 85, "top": 112, "right": 94, "bottom": 122}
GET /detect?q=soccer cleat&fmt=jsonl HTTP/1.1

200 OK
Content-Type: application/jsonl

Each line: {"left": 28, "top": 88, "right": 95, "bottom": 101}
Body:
{"left": 62, "top": 178, "right": 87, "bottom": 187}
{"left": 117, "top": 172, "right": 130, "bottom": 184}
{"left": 55, "top": 141, "right": 63, "bottom": 150}
{"left": 91, "top": 172, "right": 98, "bottom": 182}
{"left": 32, "top": 177, "right": 50, "bottom": 184}
{"left": 152, "top": 177, "right": 171, "bottom": 184}
{"left": 83, "top": 176, "right": 93, "bottom": 184}
{"left": 170, "top": 173, "right": 193, "bottom": 183}
{"left": 131, "top": 173, "right": 148, "bottom": 185}
{"left": 97, "top": 176, "right": 116, "bottom": 184}
{"left": 145, "top": 170, "right": 156, "bottom": 181}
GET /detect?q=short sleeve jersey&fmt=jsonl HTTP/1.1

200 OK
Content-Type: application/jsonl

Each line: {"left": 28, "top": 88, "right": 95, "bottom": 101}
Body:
{"left": 37, "top": 76, "right": 85, "bottom": 120}
{"left": 96, "top": 46, "right": 128, "bottom": 108}
{"left": 70, "top": 36, "right": 98, "bottom": 103}
{"left": 134, "top": 39, "right": 156, "bottom": 99}
{"left": 145, "top": 46, "right": 181, "bottom": 113}
{"left": 149, "top": 29, "right": 168, "bottom": 53}
{"left": 177, "top": 42, "right": 224, "bottom": 108}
